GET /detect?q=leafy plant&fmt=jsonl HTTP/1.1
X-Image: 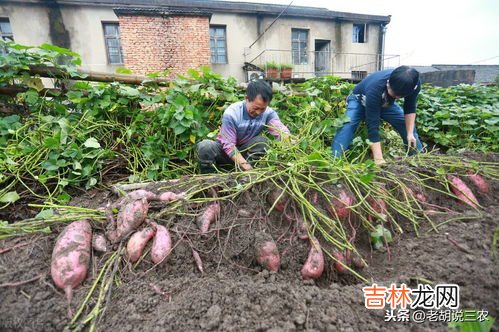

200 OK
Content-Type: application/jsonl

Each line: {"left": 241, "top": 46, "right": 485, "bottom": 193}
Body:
{"left": 448, "top": 311, "right": 495, "bottom": 332}
{"left": 417, "top": 84, "right": 499, "bottom": 152}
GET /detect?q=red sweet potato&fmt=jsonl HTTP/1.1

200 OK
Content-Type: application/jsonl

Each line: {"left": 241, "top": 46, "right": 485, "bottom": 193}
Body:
{"left": 127, "top": 227, "right": 156, "bottom": 263}
{"left": 254, "top": 232, "right": 280, "bottom": 272}
{"left": 351, "top": 254, "right": 366, "bottom": 270}
{"left": 51, "top": 219, "right": 92, "bottom": 318}
{"left": 405, "top": 187, "right": 427, "bottom": 204}
{"left": 332, "top": 250, "right": 347, "bottom": 274}
{"left": 301, "top": 237, "right": 324, "bottom": 280}
{"left": 126, "top": 189, "right": 159, "bottom": 201}
{"left": 296, "top": 215, "right": 309, "bottom": 241}
{"left": 467, "top": 172, "right": 490, "bottom": 194}
{"left": 158, "top": 191, "right": 186, "bottom": 202}
{"left": 192, "top": 248, "right": 204, "bottom": 274}
{"left": 447, "top": 175, "right": 479, "bottom": 208}
{"left": 197, "top": 202, "right": 220, "bottom": 234}
{"left": 150, "top": 223, "right": 172, "bottom": 264}
{"left": 92, "top": 233, "right": 108, "bottom": 253}
{"left": 115, "top": 198, "right": 149, "bottom": 241}
{"left": 327, "top": 189, "right": 354, "bottom": 221}
{"left": 267, "top": 188, "right": 288, "bottom": 213}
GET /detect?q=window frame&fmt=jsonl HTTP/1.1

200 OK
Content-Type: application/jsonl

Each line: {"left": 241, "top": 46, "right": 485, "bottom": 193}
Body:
{"left": 209, "top": 25, "right": 228, "bottom": 64}
{"left": 352, "top": 23, "right": 368, "bottom": 44}
{"left": 102, "top": 22, "right": 124, "bottom": 65}
{"left": 0, "top": 18, "right": 14, "bottom": 55}
{"left": 291, "top": 28, "right": 309, "bottom": 65}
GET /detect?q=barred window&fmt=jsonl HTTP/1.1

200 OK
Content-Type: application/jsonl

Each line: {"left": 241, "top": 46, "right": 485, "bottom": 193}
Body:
{"left": 210, "top": 26, "right": 227, "bottom": 64}
{"left": 102, "top": 23, "right": 124, "bottom": 65}
{"left": 0, "top": 18, "right": 14, "bottom": 55}
{"left": 353, "top": 24, "right": 367, "bottom": 43}
{"left": 292, "top": 29, "right": 308, "bottom": 65}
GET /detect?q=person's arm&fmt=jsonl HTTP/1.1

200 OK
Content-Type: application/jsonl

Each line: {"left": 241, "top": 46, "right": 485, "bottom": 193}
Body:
{"left": 364, "top": 90, "right": 385, "bottom": 164}
{"left": 403, "top": 84, "right": 420, "bottom": 148}
{"left": 218, "top": 110, "right": 252, "bottom": 171}
{"left": 404, "top": 113, "right": 417, "bottom": 148}
{"left": 267, "top": 110, "right": 291, "bottom": 140}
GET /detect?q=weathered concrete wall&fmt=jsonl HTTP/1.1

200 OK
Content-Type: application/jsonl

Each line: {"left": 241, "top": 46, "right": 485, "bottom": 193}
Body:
{"left": 420, "top": 70, "right": 476, "bottom": 87}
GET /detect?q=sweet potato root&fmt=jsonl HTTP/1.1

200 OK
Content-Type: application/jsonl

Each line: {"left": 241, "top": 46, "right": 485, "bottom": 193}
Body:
{"left": 127, "top": 227, "right": 156, "bottom": 263}
{"left": 150, "top": 223, "right": 172, "bottom": 264}
{"left": 92, "top": 233, "right": 108, "bottom": 253}
{"left": 332, "top": 250, "right": 347, "bottom": 274}
{"left": 267, "top": 188, "right": 288, "bottom": 213}
{"left": 51, "top": 219, "right": 92, "bottom": 318}
{"left": 126, "top": 189, "right": 159, "bottom": 201}
{"left": 327, "top": 189, "right": 354, "bottom": 221}
{"left": 467, "top": 172, "right": 490, "bottom": 194}
{"left": 405, "top": 187, "right": 427, "bottom": 204}
{"left": 197, "top": 202, "right": 220, "bottom": 234}
{"left": 301, "top": 237, "right": 324, "bottom": 280}
{"left": 158, "top": 191, "right": 186, "bottom": 202}
{"left": 447, "top": 175, "right": 479, "bottom": 208}
{"left": 254, "top": 232, "right": 280, "bottom": 272}
{"left": 295, "top": 214, "right": 309, "bottom": 240}
{"left": 115, "top": 198, "right": 149, "bottom": 242}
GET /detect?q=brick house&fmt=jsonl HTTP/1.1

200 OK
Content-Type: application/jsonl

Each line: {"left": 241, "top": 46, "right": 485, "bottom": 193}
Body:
{"left": 0, "top": 0, "right": 394, "bottom": 81}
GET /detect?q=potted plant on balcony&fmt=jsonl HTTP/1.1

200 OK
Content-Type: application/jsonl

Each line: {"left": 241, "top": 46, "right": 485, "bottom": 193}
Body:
{"left": 280, "top": 64, "right": 293, "bottom": 79}
{"left": 264, "top": 61, "right": 280, "bottom": 79}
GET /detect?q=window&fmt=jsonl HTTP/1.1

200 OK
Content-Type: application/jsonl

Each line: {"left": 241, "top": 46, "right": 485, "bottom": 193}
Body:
{"left": 210, "top": 26, "right": 227, "bottom": 64}
{"left": 292, "top": 29, "right": 308, "bottom": 65}
{"left": 0, "top": 18, "right": 14, "bottom": 55}
{"left": 352, "top": 24, "right": 367, "bottom": 43}
{"left": 351, "top": 71, "right": 368, "bottom": 81}
{"left": 102, "top": 23, "right": 124, "bottom": 65}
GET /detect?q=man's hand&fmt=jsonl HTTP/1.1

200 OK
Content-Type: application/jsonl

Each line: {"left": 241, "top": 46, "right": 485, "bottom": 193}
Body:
{"left": 374, "top": 158, "right": 386, "bottom": 166}
{"left": 238, "top": 162, "right": 253, "bottom": 171}
{"left": 407, "top": 133, "right": 417, "bottom": 148}
{"left": 281, "top": 134, "right": 297, "bottom": 145}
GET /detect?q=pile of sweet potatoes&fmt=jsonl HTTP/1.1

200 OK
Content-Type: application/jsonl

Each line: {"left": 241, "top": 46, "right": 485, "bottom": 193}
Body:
{"left": 50, "top": 189, "right": 183, "bottom": 317}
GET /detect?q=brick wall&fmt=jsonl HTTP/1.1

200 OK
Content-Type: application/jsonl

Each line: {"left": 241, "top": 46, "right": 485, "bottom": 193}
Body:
{"left": 118, "top": 14, "right": 210, "bottom": 76}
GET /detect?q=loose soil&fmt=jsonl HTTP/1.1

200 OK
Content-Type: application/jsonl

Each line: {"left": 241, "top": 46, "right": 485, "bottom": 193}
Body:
{"left": 1, "top": 162, "right": 498, "bottom": 332}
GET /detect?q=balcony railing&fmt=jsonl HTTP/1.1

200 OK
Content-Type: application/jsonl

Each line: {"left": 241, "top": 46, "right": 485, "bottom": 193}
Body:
{"left": 248, "top": 49, "right": 400, "bottom": 80}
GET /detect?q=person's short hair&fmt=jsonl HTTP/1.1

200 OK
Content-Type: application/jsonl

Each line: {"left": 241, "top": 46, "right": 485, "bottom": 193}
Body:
{"left": 246, "top": 80, "right": 273, "bottom": 103}
{"left": 389, "top": 66, "right": 420, "bottom": 97}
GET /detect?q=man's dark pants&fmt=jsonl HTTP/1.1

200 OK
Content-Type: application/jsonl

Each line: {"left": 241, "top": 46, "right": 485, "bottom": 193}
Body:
{"left": 197, "top": 136, "right": 268, "bottom": 173}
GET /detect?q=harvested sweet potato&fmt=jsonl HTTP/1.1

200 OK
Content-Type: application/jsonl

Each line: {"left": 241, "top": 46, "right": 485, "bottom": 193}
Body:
{"left": 150, "top": 223, "right": 172, "bottom": 264}
{"left": 295, "top": 215, "right": 309, "bottom": 241}
{"left": 267, "top": 188, "right": 288, "bottom": 213}
{"left": 467, "top": 172, "right": 490, "bottom": 194}
{"left": 447, "top": 175, "right": 479, "bottom": 208}
{"left": 115, "top": 198, "right": 149, "bottom": 241}
{"left": 300, "top": 237, "right": 324, "bottom": 280}
{"left": 254, "top": 232, "right": 280, "bottom": 272}
{"left": 405, "top": 187, "right": 427, "bottom": 203}
{"left": 159, "top": 191, "right": 186, "bottom": 202}
{"left": 197, "top": 202, "right": 220, "bottom": 234}
{"left": 51, "top": 219, "right": 92, "bottom": 318}
{"left": 332, "top": 250, "right": 347, "bottom": 274}
{"left": 92, "top": 233, "right": 108, "bottom": 253}
{"left": 351, "top": 254, "right": 366, "bottom": 270}
{"left": 127, "top": 227, "right": 156, "bottom": 263}
{"left": 327, "top": 189, "right": 354, "bottom": 221}
{"left": 126, "top": 189, "right": 159, "bottom": 201}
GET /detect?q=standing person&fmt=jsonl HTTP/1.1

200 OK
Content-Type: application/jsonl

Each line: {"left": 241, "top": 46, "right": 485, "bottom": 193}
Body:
{"left": 331, "top": 65, "right": 424, "bottom": 164}
{"left": 197, "top": 80, "right": 290, "bottom": 173}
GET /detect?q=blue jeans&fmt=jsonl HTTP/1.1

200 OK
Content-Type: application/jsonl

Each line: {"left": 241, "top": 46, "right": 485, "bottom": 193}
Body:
{"left": 331, "top": 94, "right": 423, "bottom": 157}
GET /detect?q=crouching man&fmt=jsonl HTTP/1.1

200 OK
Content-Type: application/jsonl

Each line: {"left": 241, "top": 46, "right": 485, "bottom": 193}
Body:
{"left": 197, "top": 80, "right": 290, "bottom": 173}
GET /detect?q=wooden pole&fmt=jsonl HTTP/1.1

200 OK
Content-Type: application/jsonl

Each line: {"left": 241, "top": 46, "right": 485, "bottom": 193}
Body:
{"left": 0, "top": 65, "right": 172, "bottom": 85}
